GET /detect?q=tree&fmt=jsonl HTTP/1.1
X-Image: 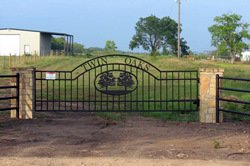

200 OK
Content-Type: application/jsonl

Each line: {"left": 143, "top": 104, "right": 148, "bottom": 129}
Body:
{"left": 104, "top": 40, "right": 117, "bottom": 53}
{"left": 129, "top": 15, "right": 189, "bottom": 57}
{"left": 51, "top": 37, "right": 64, "bottom": 50}
{"left": 73, "top": 42, "right": 84, "bottom": 54}
{"left": 208, "top": 13, "right": 250, "bottom": 63}
{"left": 51, "top": 37, "right": 85, "bottom": 54}
{"left": 188, "top": 50, "right": 194, "bottom": 55}
{"left": 84, "top": 47, "right": 104, "bottom": 54}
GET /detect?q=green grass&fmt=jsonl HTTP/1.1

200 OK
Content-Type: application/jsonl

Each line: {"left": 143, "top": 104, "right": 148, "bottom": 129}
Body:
{"left": 223, "top": 103, "right": 250, "bottom": 121}
{"left": 141, "top": 111, "right": 199, "bottom": 122}
{"left": 35, "top": 112, "right": 51, "bottom": 119}
{"left": 95, "top": 112, "right": 125, "bottom": 122}
{"left": 0, "top": 111, "right": 10, "bottom": 116}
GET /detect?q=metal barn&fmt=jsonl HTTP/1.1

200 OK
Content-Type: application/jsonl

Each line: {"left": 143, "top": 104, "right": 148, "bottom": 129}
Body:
{"left": 0, "top": 28, "right": 73, "bottom": 56}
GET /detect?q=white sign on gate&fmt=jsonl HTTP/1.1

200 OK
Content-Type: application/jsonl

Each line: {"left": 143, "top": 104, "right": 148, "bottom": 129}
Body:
{"left": 46, "top": 72, "right": 56, "bottom": 80}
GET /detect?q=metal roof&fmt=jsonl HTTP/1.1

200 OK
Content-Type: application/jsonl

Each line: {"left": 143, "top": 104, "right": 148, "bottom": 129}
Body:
{"left": 0, "top": 28, "right": 73, "bottom": 36}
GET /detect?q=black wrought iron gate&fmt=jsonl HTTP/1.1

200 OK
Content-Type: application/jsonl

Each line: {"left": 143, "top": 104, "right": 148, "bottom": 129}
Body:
{"left": 35, "top": 55, "right": 199, "bottom": 112}
{"left": 0, "top": 73, "right": 19, "bottom": 117}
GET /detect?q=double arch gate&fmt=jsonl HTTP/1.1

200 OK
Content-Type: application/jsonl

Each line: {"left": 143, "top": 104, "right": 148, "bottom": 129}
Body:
{"left": 35, "top": 55, "right": 199, "bottom": 112}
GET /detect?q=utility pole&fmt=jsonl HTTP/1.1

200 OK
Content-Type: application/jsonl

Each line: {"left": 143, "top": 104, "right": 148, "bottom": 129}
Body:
{"left": 177, "top": 0, "right": 181, "bottom": 59}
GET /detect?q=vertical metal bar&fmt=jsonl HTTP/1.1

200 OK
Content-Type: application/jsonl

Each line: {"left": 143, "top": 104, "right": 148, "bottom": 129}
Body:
{"left": 89, "top": 71, "right": 91, "bottom": 111}
{"left": 65, "top": 72, "right": 66, "bottom": 111}
{"left": 113, "top": 65, "right": 115, "bottom": 111}
{"left": 119, "top": 64, "right": 121, "bottom": 111}
{"left": 71, "top": 73, "right": 73, "bottom": 110}
{"left": 16, "top": 73, "right": 19, "bottom": 118}
{"left": 196, "top": 71, "right": 199, "bottom": 111}
{"left": 124, "top": 65, "right": 126, "bottom": 111}
{"left": 136, "top": 68, "right": 139, "bottom": 111}
{"left": 77, "top": 78, "right": 79, "bottom": 110}
{"left": 130, "top": 65, "right": 132, "bottom": 111}
{"left": 41, "top": 72, "right": 43, "bottom": 111}
{"left": 83, "top": 72, "right": 85, "bottom": 111}
{"left": 106, "top": 65, "right": 108, "bottom": 111}
{"left": 184, "top": 72, "right": 186, "bottom": 111}
{"left": 190, "top": 72, "right": 192, "bottom": 111}
{"left": 160, "top": 72, "right": 162, "bottom": 111}
{"left": 154, "top": 79, "right": 156, "bottom": 110}
{"left": 53, "top": 80, "right": 55, "bottom": 111}
{"left": 46, "top": 80, "right": 48, "bottom": 110}
{"left": 216, "top": 74, "right": 220, "bottom": 123}
{"left": 148, "top": 74, "right": 150, "bottom": 111}
{"left": 178, "top": 72, "right": 180, "bottom": 111}
{"left": 166, "top": 72, "right": 168, "bottom": 110}
{"left": 101, "top": 66, "right": 103, "bottom": 111}
{"left": 34, "top": 71, "right": 36, "bottom": 113}
{"left": 142, "top": 69, "right": 144, "bottom": 111}
{"left": 172, "top": 72, "right": 174, "bottom": 110}
{"left": 59, "top": 72, "right": 61, "bottom": 111}
{"left": 95, "top": 67, "right": 97, "bottom": 111}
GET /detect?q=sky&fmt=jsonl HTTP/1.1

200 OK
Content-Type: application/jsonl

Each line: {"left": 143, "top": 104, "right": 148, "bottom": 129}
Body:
{"left": 1, "top": 0, "right": 250, "bottom": 53}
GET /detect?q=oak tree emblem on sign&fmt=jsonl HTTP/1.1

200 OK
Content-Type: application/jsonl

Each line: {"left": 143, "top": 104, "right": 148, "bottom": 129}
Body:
{"left": 95, "top": 70, "right": 137, "bottom": 95}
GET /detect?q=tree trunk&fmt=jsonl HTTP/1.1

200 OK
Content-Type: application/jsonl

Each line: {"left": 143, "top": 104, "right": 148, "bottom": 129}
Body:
{"left": 231, "top": 53, "right": 235, "bottom": 63}
{"left": 151, "top": 49, "right": 157, "bottom": 58}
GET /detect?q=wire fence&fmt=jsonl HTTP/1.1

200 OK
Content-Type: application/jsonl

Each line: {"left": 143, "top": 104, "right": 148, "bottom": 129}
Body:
{"left": 0, "top": 50, "right": 70, "bottom": 74}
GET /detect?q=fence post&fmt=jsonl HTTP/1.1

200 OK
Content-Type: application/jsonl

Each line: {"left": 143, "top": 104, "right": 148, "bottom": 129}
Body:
{"left": 56, "top": 50, "right": 58, "bottom": 56}
{"left": 34, "top": 50, "right": 37, "bottom": 61}
{"left": 11, "top": 67, "right": 36, "bottom": 119}
{"left": 9, "top": 53, "right": 12, "bottom": 68}
{"left": 199, "top": 68, "right": 224, "bottom": 123}
{"left": 62, "top": 50, "right": 65, "bottom": 56}
{"left": 216, "top": 74, "right": 220, "bottom": 123}
{"left": 10, "top": 73, "right": 19, "bottom": 118}
{"left": 50, "top": 50, "right": 53, "bottom": 57}
{"left": 23, "top": 52, "right": 26, "bottom": 63}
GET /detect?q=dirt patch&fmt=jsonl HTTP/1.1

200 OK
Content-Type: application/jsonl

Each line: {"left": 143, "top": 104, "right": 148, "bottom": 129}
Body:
{"left": 0, "top": 112, "right": 249, "bottom": 165}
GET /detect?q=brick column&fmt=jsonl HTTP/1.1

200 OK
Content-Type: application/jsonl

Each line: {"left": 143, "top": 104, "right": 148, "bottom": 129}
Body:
{"left": 11, "top": 67, "right": 36, "bottom": 119}
{"left": 199, "top": 68, "right": 224, "bottom": 123}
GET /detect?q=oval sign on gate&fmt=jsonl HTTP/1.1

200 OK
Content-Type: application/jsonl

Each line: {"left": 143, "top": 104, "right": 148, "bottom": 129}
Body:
{"left": 94, "top": 70, "right": 138, "bottom": 95}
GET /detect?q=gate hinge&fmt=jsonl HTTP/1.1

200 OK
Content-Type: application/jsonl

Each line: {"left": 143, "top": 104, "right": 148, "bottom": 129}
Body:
{"left": 193, "top": 99, "right": 200, "bottom": 107}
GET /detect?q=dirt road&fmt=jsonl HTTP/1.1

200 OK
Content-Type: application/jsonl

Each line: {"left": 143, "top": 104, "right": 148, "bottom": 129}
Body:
{"left": 0, "top": 112, "right": 249, "bottom": 165}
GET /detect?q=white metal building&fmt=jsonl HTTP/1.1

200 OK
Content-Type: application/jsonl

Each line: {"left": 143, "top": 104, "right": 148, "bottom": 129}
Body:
{"left": 241, "top": 50, "right": 250, "bottom": 61}
{"left": 0, "top": 28, "right": 73, "bottom": 56}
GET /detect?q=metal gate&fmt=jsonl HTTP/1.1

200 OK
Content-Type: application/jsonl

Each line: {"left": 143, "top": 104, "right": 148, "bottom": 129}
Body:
{"left": 216, "top": 75, "right": 250, "bottom": 122}
{"left": 35, "top": 55, "right": 199, "bottom": 112}
{"left": 0, "top": 73, "right": 19, "bottom": 117}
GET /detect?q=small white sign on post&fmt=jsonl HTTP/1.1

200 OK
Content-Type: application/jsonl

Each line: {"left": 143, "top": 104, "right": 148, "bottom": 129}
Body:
{"left": 46, "top": 72, "right": 56, "bottom": 80}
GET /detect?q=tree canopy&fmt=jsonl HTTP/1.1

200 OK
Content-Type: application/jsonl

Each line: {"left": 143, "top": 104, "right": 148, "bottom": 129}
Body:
{"left": 208, "top": 13, "right": 250, "bottom": 63}
{"left": 84, "top": 47, "right": 104, "bottom": 54}
{"left": 73, "top": 42, "right": 84, "bottom": 54}
{"left": 51, "top": 36, "right": 85, "bottom": 54}
{"left": 129, "top": 15, "right": 189, "bottom": 57}
{"left": 104, "top": 40, "right": 117, "bottom": 53}
{"left": 51, "top": 36, "right": 64, "bottom": 50}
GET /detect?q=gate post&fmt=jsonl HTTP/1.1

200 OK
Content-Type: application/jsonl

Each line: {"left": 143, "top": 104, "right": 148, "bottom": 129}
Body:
{"left": 199, "top": 68, "right": 224, "bottom": 123}
{"left": 11, "top": 67, "right": 36, "bottom": 119}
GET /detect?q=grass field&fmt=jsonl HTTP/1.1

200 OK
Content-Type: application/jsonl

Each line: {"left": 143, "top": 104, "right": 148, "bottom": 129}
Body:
{"left": 0, "top": 54, "right": 249, "bottom": 121}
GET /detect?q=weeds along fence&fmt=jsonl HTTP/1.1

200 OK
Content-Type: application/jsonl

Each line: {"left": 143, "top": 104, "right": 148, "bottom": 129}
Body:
{"left": 0, "top": 50, "right": 67, "bottom": 73}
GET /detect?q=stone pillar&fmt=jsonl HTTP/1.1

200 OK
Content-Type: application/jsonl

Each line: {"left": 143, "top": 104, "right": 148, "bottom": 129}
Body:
{"left": 199, "top": 68, "right": 224, "bottom": 123}
{"left": 11, "top": 67, "right": 36, "bottom": 119}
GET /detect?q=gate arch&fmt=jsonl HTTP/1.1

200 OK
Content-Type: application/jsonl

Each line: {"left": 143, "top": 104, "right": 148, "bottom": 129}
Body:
{"left": 35, "top": 55, "right": 199, "bottom": 112}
